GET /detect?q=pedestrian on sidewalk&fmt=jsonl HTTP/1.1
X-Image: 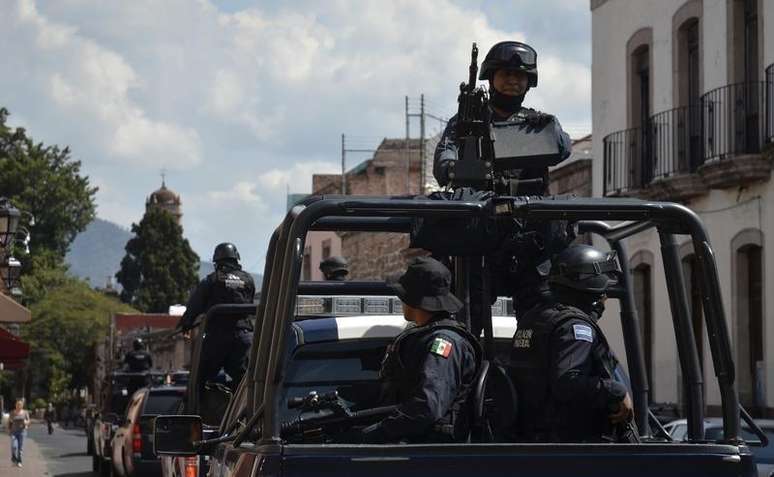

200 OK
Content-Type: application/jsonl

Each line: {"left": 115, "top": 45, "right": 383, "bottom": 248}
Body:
{"left": 44, "top": 403, "right": 56, "bottom": 435}
{"left": 8, "top": 399, "right": 29, "bottom": 468}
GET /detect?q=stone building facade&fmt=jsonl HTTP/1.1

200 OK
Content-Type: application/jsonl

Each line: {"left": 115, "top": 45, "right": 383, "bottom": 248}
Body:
{"left": 302, "top": 136, "right": 592, "bottom": 281}
{"left": 592, "top": 0, "right": 774, "bottom": 415}
{"left": 549, "top": 134, "right": 593, "bottom": 196}
{"left": 340, "top": 138, "right": 421, "bottom": 279}
{"left": 302, "top": 138, "right": 421, "bottom": 281}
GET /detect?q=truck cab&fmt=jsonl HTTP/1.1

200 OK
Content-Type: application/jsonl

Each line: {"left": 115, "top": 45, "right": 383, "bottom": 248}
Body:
{"left": 155, "top": 195, "right": 765, "bottom": 477}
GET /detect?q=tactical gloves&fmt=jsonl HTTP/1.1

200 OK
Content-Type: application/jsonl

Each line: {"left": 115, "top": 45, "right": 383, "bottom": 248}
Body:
{"left": 522, "top": 110, "right": 555, "bottom": 132}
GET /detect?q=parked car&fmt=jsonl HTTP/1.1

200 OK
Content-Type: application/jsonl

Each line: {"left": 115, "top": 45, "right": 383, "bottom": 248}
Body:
{"left": 92, "top": 371, "right": 168, "bottom": 476}
{"left": 665, "top": 418, "right": 774, "bottom": 477}
{"left": 111, "top": 385, "right": 185, "bottom": 477}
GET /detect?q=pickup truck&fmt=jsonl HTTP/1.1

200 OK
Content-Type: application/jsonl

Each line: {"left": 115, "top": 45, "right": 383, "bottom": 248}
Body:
{"left": 92, "top": 371, "right": 166, "bottom": 476}
{"left": 155, "top": 195, "right": 765, "bottom": 477}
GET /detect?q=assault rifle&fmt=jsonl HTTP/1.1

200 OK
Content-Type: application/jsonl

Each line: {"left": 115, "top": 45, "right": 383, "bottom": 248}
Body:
{"left": 446, "top": 43, "right": 566, "bottom": 195}
{"left": 280, "top": 391, "right": 396, "bottom": 443}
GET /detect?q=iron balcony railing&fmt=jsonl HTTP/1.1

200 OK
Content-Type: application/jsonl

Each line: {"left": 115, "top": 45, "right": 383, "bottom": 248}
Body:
{"left": 603, "top": 127, "right": 648, "bottom": 195}
{"left": 702, "top": 81, "right": 768, "bottom": 162}
{"left": 766, "top": 64, "right": 774, "bottom": 144}
{"left": 649, "top": 105, "right": 704, "bottom": 180}
{"left": 605, "top": 77, "right": 774, "bottom": 196}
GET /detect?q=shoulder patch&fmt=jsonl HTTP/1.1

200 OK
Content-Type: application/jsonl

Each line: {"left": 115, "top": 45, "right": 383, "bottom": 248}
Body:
{"left": 573, "top": 324, "right": 593, "bottom": 342}
{"left": 430, "top": 337, "right": 453, "bottom": 358}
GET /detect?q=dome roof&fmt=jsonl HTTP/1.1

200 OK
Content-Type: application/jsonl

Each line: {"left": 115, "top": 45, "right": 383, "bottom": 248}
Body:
{"left": 148, "top": 181, "right": 180, "bottom": 205}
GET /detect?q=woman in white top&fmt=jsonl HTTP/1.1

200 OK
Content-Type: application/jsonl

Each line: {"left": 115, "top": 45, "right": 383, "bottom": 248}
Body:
{"left": 8, "top": 399, "right": 30, "bottom": 468}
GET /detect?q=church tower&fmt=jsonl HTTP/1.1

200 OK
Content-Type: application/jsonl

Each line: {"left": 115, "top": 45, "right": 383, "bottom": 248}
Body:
{"left": 146, "top": 176, "right": 182, "bottom": 225}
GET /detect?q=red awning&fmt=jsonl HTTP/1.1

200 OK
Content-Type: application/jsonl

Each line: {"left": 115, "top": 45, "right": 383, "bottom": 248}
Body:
{"left": 0, "top": 326, "right": 30, "bottom": 367}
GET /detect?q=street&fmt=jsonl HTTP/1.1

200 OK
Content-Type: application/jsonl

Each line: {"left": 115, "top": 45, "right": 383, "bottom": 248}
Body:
{"left": 0, "top": 420, "right": 91, "bottom": 476}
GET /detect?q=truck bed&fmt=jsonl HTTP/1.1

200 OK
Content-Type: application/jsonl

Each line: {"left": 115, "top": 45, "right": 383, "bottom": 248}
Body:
{"left": 278, "top": 443, "right": 756, "bottom": 477}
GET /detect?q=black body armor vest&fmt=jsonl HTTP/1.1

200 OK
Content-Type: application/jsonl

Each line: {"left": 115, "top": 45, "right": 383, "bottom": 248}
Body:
{"left": 125, "top": 350, "right": 152, "bottom": 372}
{"left": 204, "top": 267, "right": 255, "bottom": 332}
{"left": 379, "top": 318, "right": 482, "bottom": 442}
{"left": 509, "top": 302, "right": 620, "bottom": 442}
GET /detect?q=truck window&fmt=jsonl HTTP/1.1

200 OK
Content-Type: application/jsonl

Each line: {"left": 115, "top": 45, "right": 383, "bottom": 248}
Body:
{"left": 143, "top": 391, "right": 185, "bottom": 415}
{"left": 280, "top": 340, "right": 388, "bottom": 421}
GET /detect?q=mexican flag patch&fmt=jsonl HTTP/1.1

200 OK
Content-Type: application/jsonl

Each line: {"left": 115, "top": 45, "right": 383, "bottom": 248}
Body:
{"left": 430, "top": 337, "right": 453, "bottom": 358}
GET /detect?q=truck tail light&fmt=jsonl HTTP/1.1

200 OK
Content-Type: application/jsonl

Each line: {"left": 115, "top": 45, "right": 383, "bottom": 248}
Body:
{"left": 132, "top": 423, "right": 142, "bottom": 453}
{"left": 184, "top": 456, "right": 198, "bottom": 477}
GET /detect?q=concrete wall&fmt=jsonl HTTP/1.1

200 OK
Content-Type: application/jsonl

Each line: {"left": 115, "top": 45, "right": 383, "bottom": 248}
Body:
{"left": 592, "top": 0, "right": 774, "bottom": 412}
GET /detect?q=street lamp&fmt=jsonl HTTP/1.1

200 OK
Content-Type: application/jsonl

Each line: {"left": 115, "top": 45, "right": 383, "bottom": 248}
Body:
{"left": 2, "top": 256, "right": 21, "bottom": 291}
{"left": 0, "top": 198, "right": 20, "bottom": 250}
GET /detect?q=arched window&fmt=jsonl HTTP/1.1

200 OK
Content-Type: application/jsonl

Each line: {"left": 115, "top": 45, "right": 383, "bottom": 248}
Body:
{"left": 673, "top": 1, "right": 702, "bottom": 170}
{"left": 627, "top": 28, "right": 653, "bottom": 186}
{"left": 732, "top": 229, "right": 764, "bottom": 413}
{"left": 729, "top": 0, "right": 761, "bottom": 84}
{"left": 728, "top": 0, "right": 763, "bottom": 151}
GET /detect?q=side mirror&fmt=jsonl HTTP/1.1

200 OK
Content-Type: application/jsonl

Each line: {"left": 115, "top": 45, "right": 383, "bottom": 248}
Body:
{"left": 154, "top": 415, "right": 203, "bottom": 456}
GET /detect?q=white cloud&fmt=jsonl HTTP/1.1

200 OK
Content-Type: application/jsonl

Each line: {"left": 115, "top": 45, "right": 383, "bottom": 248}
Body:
{"left": 257, "top": 161, "right": 342, "bottom": 192}
{"left": 1, "top": 0, "right": 592, "bottom": 271}
{"left": 5, "top": 0, "right": 204, "bottom": 169}
{"left": 208, "top": 181, "right": 267, "bottom": 207}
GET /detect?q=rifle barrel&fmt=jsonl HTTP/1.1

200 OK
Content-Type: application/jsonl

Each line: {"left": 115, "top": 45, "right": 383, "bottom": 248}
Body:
{"left": 468, "top": 42, "right": 478, "bottom": 93}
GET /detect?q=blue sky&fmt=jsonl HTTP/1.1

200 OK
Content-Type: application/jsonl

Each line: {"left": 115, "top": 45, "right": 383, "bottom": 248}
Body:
{"left": 1, "top": 0, "right": 591, "bottom": 272}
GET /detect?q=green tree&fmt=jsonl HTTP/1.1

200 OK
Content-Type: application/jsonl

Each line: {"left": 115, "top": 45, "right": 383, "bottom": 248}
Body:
{"left": 22, "top": 275, "right": 136, "bottom": 400}
{"left": 0, "top": 107, "right": 101, "bottom": 404}
{"left": 116, "top": 208, "right": 199, "bottom": 312}
{"left": 0, "top": 107, "right": 97, "bottom": 264}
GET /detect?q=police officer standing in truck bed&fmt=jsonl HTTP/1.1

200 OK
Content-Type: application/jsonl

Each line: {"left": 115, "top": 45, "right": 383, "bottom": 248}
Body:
{"left": 433, "top": 40, "right": 572, "bottom": 196}
{"left": 178, "top": 242, "right": 255, "bottom": 390}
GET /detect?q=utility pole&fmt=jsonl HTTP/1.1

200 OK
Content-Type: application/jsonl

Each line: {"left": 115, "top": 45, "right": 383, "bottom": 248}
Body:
{"left": 341, "top": 134, "right": 377, "bottom": 195}
{"left": 420, "top": 94, "right": 426, "bottom": 194}
{"left": 406, "top": 94, "right": 431, "bottom": 194}
{"left": 405, "top": 96, "right": 411, "bottom": 194}
{"left": 341, "top": 134, "right": 346, "bottom": 194}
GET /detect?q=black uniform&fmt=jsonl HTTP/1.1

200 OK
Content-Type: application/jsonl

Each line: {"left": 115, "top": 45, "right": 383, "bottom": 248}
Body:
{"left": 509, "top": 299, "right": 627, "bottom": 442}
{"left": 124, "top": 350, "right": 153, "bottom": 372}
{"left": 361, "top": 315, "right": 480, "bottom": 443}
{"left": 179, "top": 263, "right": 256, "bottom": 387}
{"left": 433, "top": 108, "right": 572, "bottom": 194}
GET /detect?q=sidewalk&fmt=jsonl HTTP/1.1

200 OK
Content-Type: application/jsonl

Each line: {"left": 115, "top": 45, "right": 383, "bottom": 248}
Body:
{"left": 0, "top": 419, "right": 51, "bottom": 476}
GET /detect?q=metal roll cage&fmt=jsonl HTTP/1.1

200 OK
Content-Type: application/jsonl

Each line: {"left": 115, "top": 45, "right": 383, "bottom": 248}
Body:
{"left": 242, "top": 195, "right": 745, "bottom": 446}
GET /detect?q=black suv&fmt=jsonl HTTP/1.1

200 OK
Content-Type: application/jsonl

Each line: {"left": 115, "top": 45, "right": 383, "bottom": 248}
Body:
{"left": 111, "top": 385, "right": 185, "bottom": 477}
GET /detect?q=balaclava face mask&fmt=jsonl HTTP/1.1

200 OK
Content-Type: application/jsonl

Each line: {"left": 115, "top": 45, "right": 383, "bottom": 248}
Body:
{"left": 489, "top": 79, "right": 526, "bottom": 116}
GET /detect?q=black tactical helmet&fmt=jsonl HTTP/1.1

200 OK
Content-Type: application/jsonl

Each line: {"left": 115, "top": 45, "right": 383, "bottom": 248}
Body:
{"left": 549, "top": 244, "right": 620, "bottom": 295}
{"left": 319, "top": 256, "right": 349, "bottom": 277}
{"left": 213, "top": 242, "right": 240, "bottom": 263}
{"left": 133, "top": 338, "right": 144, "bottom": 351}
{"left": 479, "top": 41, "right": 538, "bottom": 87}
